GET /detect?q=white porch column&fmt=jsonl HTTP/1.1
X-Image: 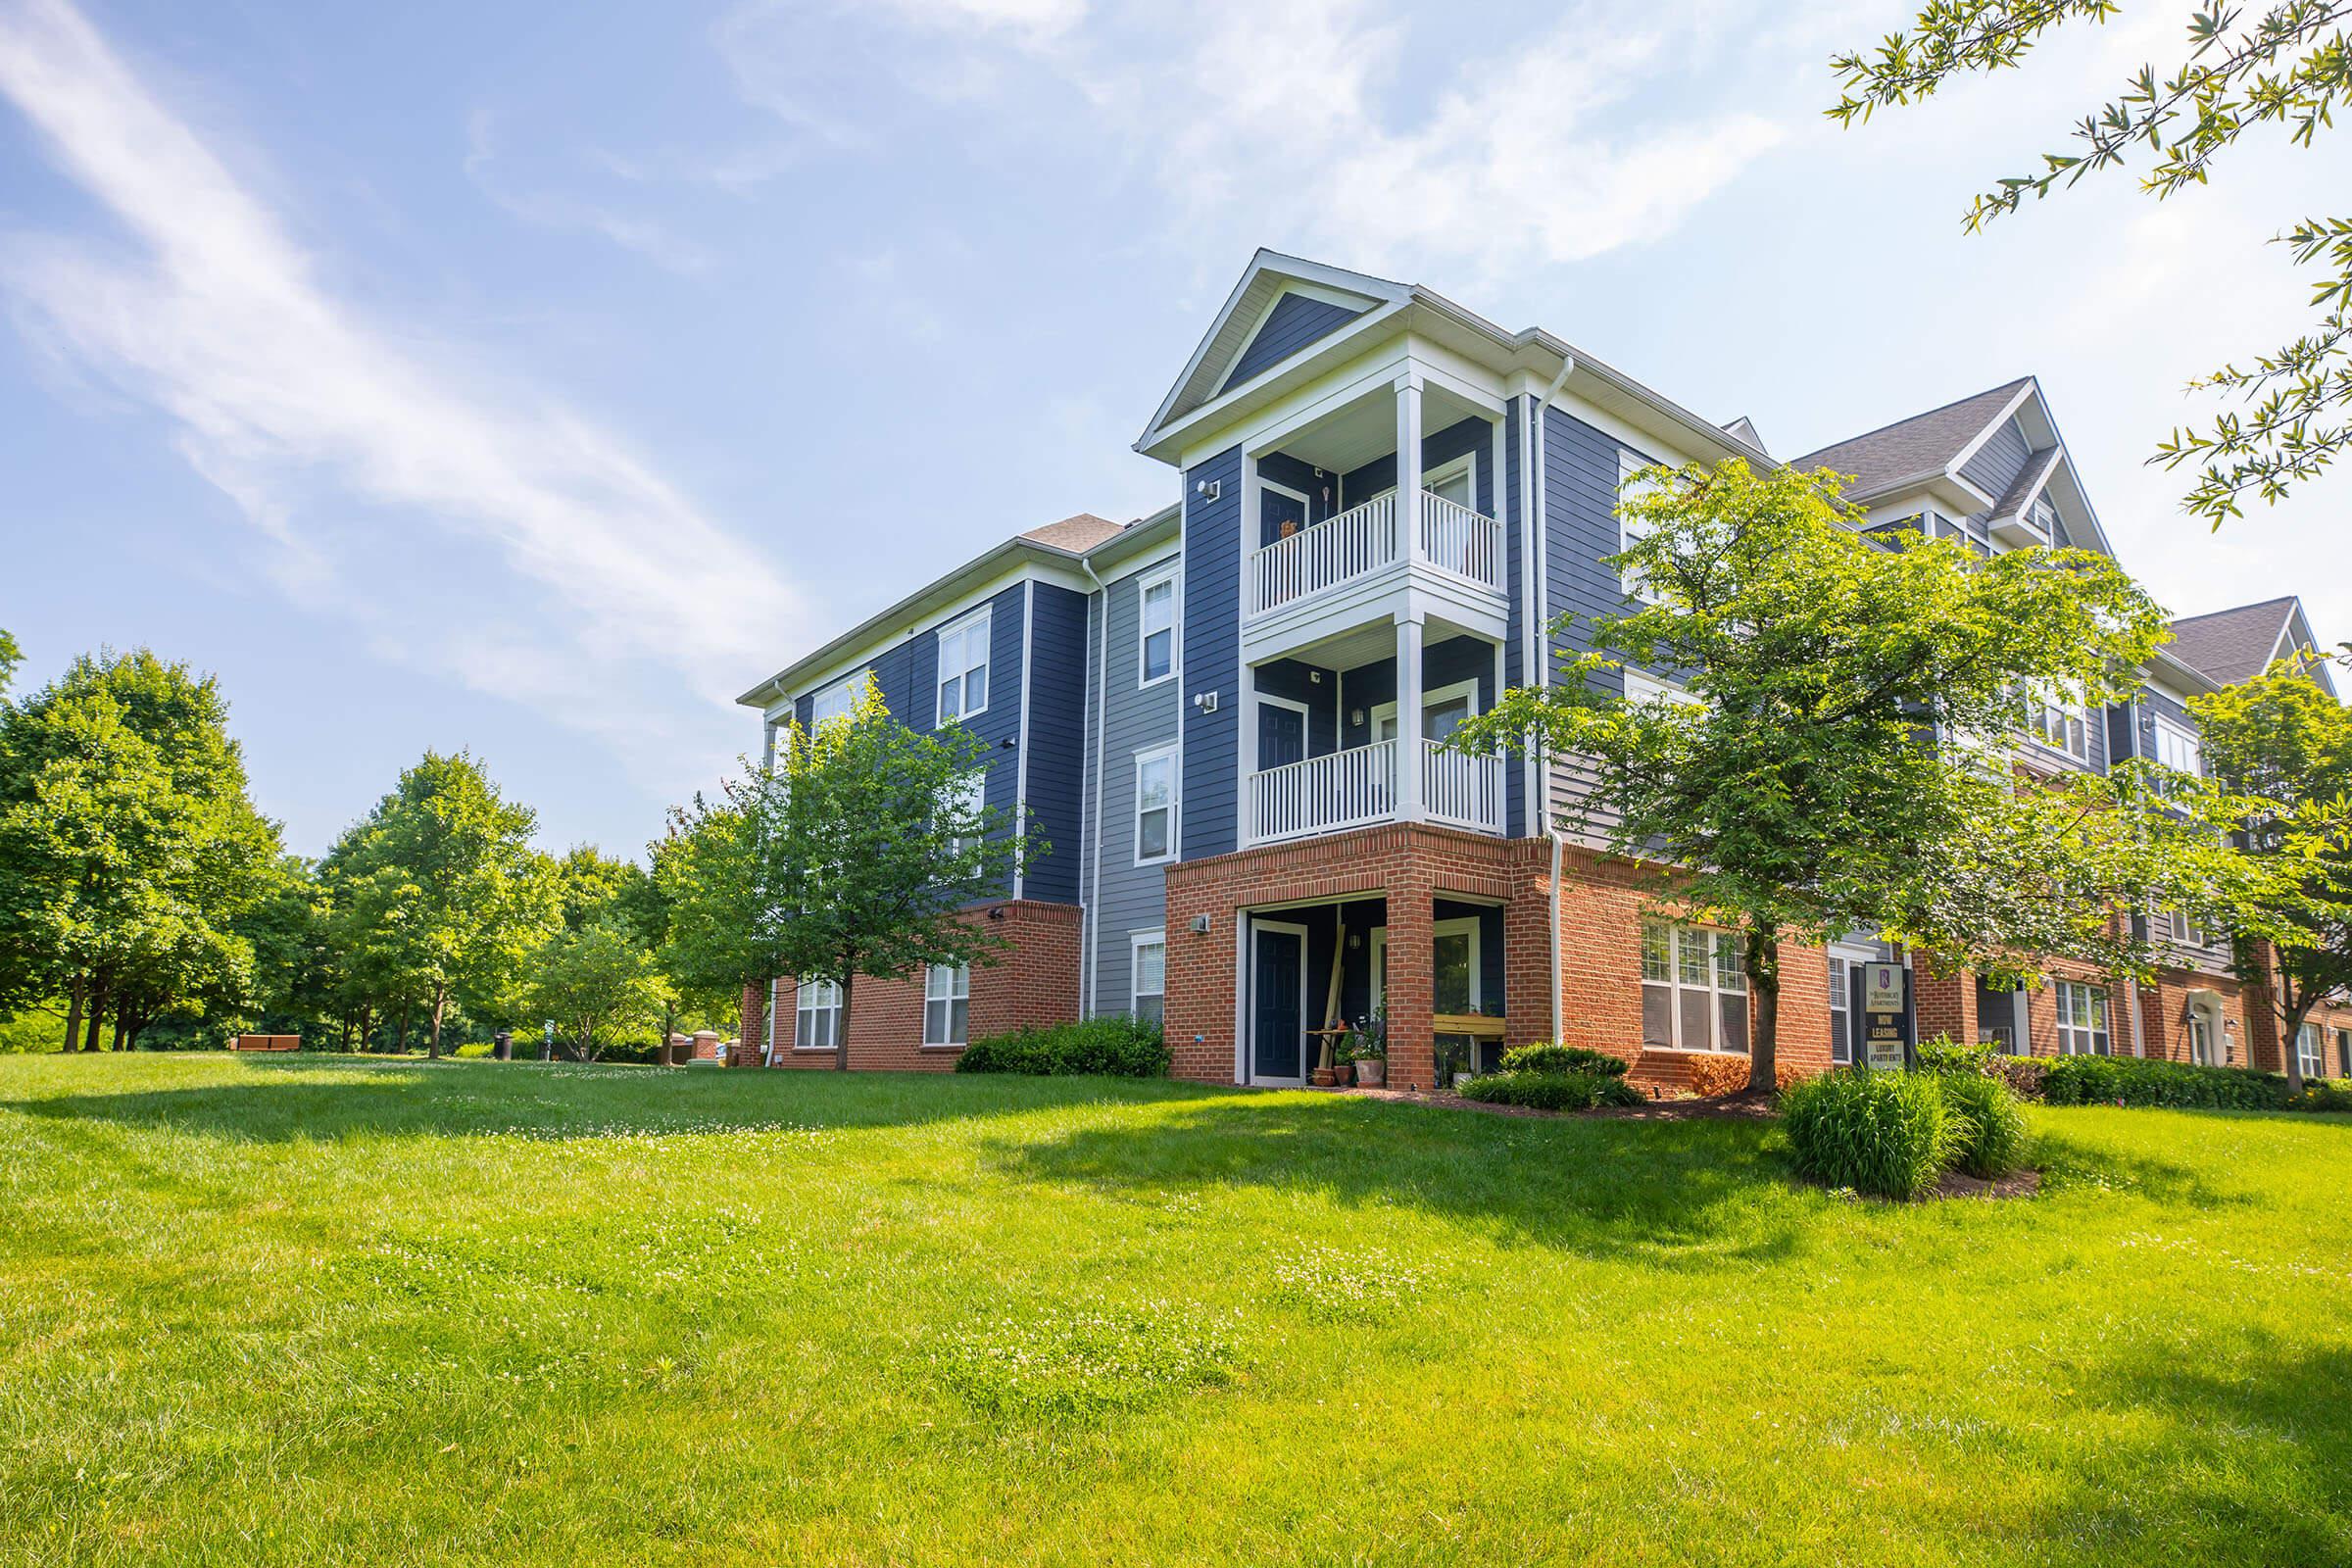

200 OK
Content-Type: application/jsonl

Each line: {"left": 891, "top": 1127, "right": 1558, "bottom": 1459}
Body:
{"left": 1240, "top": 657, "right": 1259, "bottom": 845}
{"left": 1396, "top": 372, "right": 1423, "bottom": 564}
{"left": 1397, "top": 613, "right": 1425, "bottom": 822}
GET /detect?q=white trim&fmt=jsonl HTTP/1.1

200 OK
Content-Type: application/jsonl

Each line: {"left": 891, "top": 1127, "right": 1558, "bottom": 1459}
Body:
{"left": 808, "top": 670, "right": 864, "bottom": 729}
{"left": 922, "top": 961, "right": 970, "bottom": 1048}
{"left": 1371, "top": 677, "right": 1480, "bottom": 744}
{"left": 1432, "top": 914, "right": 1482, "bottom": 1014}
{"left": 1082, "top": 564, "right": 1106, "bottom": 1016}
{"left": 793, "top": 977, "right": 843, "bottom": 1054}
{"left": 1944, "top": 383, "right": 2040, "bottom": 483}
{"left": 1247, "top": 917, "right": 1313, "bottom": 1086}
{"left": 1641, "top": 919, "right": 1750, "bottom": 1054}
{"left": 1129, "top": 929, "right": 1167, "bottom": 1025}
{"left": 1138, "top": 564, "right": 1180, "bottom": 689}
{"left": 1217, "top": 283, "right": 1372, "bottom": 394}
{"left": 1258, "top": 475, "right": 1311, "bottom": 541}
{"left": 1256, "top": 690, "right": 1310, "bottom": 762}
{"left": 1133, "top": 742, "right": 1180, "bottom": 866}
{"left": 935, "top": 603, "right": 993, "bottom": 724}
{"left": 1422, "top": 450, "right": 1477, "bottom": 510}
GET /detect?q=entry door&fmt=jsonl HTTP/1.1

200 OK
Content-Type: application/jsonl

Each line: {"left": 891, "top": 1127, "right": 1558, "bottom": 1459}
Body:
{"left": 2188, "top": 1012, "right": 2215, "bottom": 1067}
{"left": 1258, "top": 702, "right": 1307, "bottom": 769}
{"left": 1260, "top": 483, "right": 1309, "bottom": 548}
{"left": 1250, "top": 920, "right": 1308, "bottom": 1084}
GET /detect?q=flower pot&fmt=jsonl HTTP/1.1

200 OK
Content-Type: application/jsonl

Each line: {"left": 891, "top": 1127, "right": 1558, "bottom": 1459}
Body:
{"left": 1352, "top": 1058, "right": 1385, "bottom": 1088}
{"left": 1309, "top": 1067, "right": 1339, "bottom": 1087}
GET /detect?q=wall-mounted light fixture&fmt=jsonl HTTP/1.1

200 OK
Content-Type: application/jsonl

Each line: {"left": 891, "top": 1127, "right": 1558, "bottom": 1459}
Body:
{"left": 1190, "top": 913, "right": 1211, "bottom": 934}
{"left": 1192, "top": 690, "right": 1220, "bottom": 713}
{"left": 1349, "top": 708, "right": 1365, "bottom": 728}
{"left": 1193, "top": 478, "right": 1221, "bottom": 503}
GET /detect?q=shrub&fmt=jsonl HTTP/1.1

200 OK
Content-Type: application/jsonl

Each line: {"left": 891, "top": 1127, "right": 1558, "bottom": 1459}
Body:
{"left": 1458, "top": 1069, "right": 1645, "bottom": 1112}
{"left": 1685, "top": 1054, "right": 1756, "bottom": 1097}
{"left": 1936, "top": 1072, "right": 2030, "bottom": 1180}
{"left": 2289, "top": 1079, "right": 2352, "bottom": 1112}
{"left": 1780, "top": 1069, "right": 1952, "bottom": 1200}
{"left": 1915, "top": 1034, "right": 1993, "bottom": 1075}
{"left": 1496, "top": 1043, "right": 1627, "bottom": 1078}
{"left": 955, "top": 1015, "right": 1168, "bottom": 1078}
{"left": 1986, "top": 1054, "right": 2049, "bottom": 1100}
{"left": 2040, "top": 1055, "right": 2285, "bottom": 1110}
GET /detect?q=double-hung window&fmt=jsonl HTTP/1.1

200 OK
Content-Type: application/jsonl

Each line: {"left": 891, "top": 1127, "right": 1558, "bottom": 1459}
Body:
{"left": 796, "top": 978, "right": 842, "bottom": 1051}
{"left": 2297, "top": 1020, "right": 2324, "bottom": 1078}
{"left": 1616, "top": 449, "right": 1661, "bottom": 601}
{"left": 2027, "top": 684, "right": 2088, "bottom": 761}
{"left": 936, "top": 609, "right": 991, "bottom": 722}
{"left": 1135, "top": 745, "right": 1178, "bottom": 864}
{"left": 2152, "top": 718, "right": 2201, "bottom": 787}
{"left": 2170, "top": 908, "right": 2207, "bottom": 949}
{"left": 1139, "top": 570, "right": 1177, "bottom": 686}
{"left": 940, "top": 772, "right": 987, "bottom": 858}
{"left": 809, "top": 673, "right": 861, "bottom": 730}
{"left": 925, "top": 963, "right": 969, "bottom": 1046}
{"left": 2055, "top": 979, "right": 2110, "bottom": 1054}
{"left": 1130, "top": 933, "right": 1165, "bottom": 1027}
{"left": 1641, "top": 920, "right": 1748, "bottom": 1054}
{"left": 1828, "top": 956, "right": 1853, "bottom": 1065}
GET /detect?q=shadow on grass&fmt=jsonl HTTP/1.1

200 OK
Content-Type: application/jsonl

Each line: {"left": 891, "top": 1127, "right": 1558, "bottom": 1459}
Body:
{"left": 2034, "top": 1333, "right": 2352, "bottom": 1564}
{"left": 0, "top": 1056, "right": 1235, "bottom": 1145}
{"left": 986, "top": 1093, "right": 1812, "bottom": 1262}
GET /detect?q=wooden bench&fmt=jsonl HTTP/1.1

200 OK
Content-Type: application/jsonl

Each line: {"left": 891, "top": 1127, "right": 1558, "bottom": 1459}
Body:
{"left": 229, "top": 1034, "right": 302, "bottom": 1053}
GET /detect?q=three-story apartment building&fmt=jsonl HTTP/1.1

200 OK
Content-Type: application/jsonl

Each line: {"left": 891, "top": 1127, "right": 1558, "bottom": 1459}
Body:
{"left": 735, "top": 251, "right": 2349, "bottom": 1091}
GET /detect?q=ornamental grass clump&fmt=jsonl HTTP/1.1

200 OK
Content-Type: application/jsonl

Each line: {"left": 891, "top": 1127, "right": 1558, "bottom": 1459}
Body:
{"left": 1780, "top": 1069, "right": 1952, "bottom": 1200}
{"left": 1936, "top": 1071, "right": 2030, "bottom": 1180}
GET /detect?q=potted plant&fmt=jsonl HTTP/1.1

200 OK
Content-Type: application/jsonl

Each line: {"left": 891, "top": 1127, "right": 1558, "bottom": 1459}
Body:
{"left": 1348, "top": 1008, "right": 1387, "bottom": 1088}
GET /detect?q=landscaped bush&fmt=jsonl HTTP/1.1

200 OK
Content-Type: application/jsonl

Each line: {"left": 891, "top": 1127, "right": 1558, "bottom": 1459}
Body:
{"left": 1936, "top": 1071, "right": 2030, "bottom": 1180}
{"left": 1985, "top": 1054, "right": 2049, "bottom": 1100}
{"left": 954, "top": 1015, "right": 1168, "bottom": 1078}
{"left": 2041, "top": 1054, "right": 2286, "bottom": 1110}
{"left": 1496, "top": 1043, "right": 1627, "bottom": 1078}
{"left": 1458, "top": 1069, "right": 1644, "bottom": 1112}
{"left": 2289, "top": 1079, "right": 2352, "bottom": 1111}
{"left": 1915, "top": 1034, "right": 1992, "bottom": 1075}
{"left": 1685, "top": 1054, "right": 1756, "bottom": 1097}
{"left": 1780, "top": 1069, "right": 1953, "bottom": 1200}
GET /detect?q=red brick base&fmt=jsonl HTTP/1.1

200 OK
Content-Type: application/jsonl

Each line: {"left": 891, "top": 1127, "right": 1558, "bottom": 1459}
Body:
{"left": 751, "top": 900, "right": 1081, "bottom": 1071}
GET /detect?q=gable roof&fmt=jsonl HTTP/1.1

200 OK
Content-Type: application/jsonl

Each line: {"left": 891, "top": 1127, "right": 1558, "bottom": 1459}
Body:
{"left": 1020, "top": 513, "right": 1125, "bottom": 553}
{"left": 1986, "top": 443, "right": 2064, "bottom": 527}
{"left": 1792, "top": 377, "right": 2034, "bottom": 503}
{"left": 2167, "top": 596, "right": 2336, "bottom": 694}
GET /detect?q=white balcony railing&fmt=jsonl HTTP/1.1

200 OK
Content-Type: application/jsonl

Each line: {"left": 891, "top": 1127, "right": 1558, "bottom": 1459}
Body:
{"left": 1247, "top": 492, "right": 1398, "bottom": 617}
{"left": 1423, "top": 740, "right": 1504, "bottom": 833}
{"left": 1246, "top": 738, "right": 1505, "bottom": 843}
{"left": 1418, "top": 492, "right": 1504, "bottom": 591}
{"left": 1250, "top": 739, "right": 1397, "bottom": 843}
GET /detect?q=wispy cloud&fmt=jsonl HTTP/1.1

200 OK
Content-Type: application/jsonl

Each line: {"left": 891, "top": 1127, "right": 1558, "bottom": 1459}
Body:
{"left": 0, "top": 0, "right": 800, "bottom": 771}
{"left": 465, "top": 111, "right": 717, "bottom": 276}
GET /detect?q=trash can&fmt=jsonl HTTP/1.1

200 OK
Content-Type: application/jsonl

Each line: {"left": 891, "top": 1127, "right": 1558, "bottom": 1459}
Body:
{"left": 492, "top": 1029, "right": 513, "bottom": 1061}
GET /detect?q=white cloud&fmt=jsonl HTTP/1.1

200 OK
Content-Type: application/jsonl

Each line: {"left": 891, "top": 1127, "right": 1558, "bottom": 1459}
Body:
{"left": 0, "top": 0, "right": 801, "bottom": 773}
{"left": 465, "top": 112, "right": 716, "bottom": 276}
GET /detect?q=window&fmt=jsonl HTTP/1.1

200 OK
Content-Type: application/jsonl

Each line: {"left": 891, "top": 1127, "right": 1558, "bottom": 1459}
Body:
{"left": 2055, "top": 979, "right": 2110, "bottom": 1055}
{"left": 1617, "top": 449, "right": 1660, "bottom": 600}
{"left": 1131, "top": 933, "right": 1165, "bottom": 1027}
{"left": 1641, "top": 920, "right": 1747, "bottom": 1054}
{"left": 924, "top": 963, "right": 969, "bottom": 1046}
{"left": 2297, "top": 1020, "right": 2324, "bottom": 1078}
{"left": 1423, "top": 454, "right": 1475, "bottom": 510}
{"left": 809, "top": 673, "right": 862, "bottom": 730}
{"left": 795, "top": 979, "right": 842, "bottom": 1052}
{"left": 940, "top": 772, "right": 987, "bottom": 857}
{"left": 1433, "top": 916, "right": 1481, "bottom": 1015}
{"left": 2026, "top": 685, "right": 2088, "bottom": 760}
{"left": 2334, "top": 1027, "right": 2351, "bottom": 1078}
{"left": 1372, "top": 679, "right": 1481, "bottom": 746}
{"left": 1828, "top": 956, "right": 1853, "bottom": 1065}
{"left": 2152, "top": 718, "right": 2202, "bottom": 778}
{"left": 1623, "top": 668, "right": 1699, "bottom": 709}
{"left": 1135, "top": 746, "right": 1178, "bottom": 864}
{"left": 936, "top": 609, "right": 991, "bottom": 722}
{"left": 2188, "top": 1010, "right": 2217, "bottom": 1066}
{"left": 1139, "top": 570, "right": 1177, "bottom": 686}
{"left": 2169, "top": 908, "right": 2206, "bottom": 949}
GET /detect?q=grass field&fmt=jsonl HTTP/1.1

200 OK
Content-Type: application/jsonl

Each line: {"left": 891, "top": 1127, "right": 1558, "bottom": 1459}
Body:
{"left": 2, "top": 1054, "right": 2348, "bottom": 1566}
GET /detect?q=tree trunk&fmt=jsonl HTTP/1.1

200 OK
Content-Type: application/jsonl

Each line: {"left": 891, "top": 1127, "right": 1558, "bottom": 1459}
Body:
{"left": 2280, "top": 994, "right": 2311, "bottom": 1097}
{"left": 83, "top": 979, "right": 108, "bottom": 1053}
{"left": 114, "top": 994, "right": 131, "bottom": 1051}
{"left": 62, "top": 975, "right": 84, "bottom": 1055}
{"left": 428, "top": 989, "right": 447, "bottom": 1061}
{"left": 835, "top": 973, "right": 854, "bottom": 1072}
{"left": 1745, "top": 925, "right": 1782, "bottom": 1094}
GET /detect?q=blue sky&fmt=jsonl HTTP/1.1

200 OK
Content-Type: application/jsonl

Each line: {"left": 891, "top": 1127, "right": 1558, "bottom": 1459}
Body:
{"left": 2, "top": 0, "right": 2348, "bottom": 860}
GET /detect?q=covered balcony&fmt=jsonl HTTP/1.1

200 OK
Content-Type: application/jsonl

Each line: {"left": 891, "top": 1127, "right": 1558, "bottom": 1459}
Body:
{"left": 1241, "top": 615, "right": 1508, "bottom": 845}
{"left": 1239, "top": 369, "right": 1508, "bottom": 657}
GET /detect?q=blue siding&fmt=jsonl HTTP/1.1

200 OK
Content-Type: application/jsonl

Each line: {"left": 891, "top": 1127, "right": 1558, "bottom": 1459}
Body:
{"left": 1221, "top": 293, "right": 1363, "bottom": 394}
{"left": 1256, "top": 658, "right": 1343, "bottom": 756}
{"left": 1182, "top": 448, "right": 1243, "bottom": 859}
{"left": 1542, "top": 407, "right": 1634, "bottom": 692}
{"left": 1339, "top": 416, "right": 1494, "bottom": 514}
{"left": 1336, "top": 637, "right": 1499, "bottom": 749}
{"left": 1024, "top": 582, "right": 1090, "bottom": 906}
{"left": 1503, "top": 395, "right": 1527, "bottom": 836}
{"left": 1089, "top": 554, "right": 1185, "bottom": 1015}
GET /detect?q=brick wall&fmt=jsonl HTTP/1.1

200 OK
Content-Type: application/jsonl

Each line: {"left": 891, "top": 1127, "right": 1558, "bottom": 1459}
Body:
{"left": 756, "top": 900, "right": 1081, "bottom": 1072}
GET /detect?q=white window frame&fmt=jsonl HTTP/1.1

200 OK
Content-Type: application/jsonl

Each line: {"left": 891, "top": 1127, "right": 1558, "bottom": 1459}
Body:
{"left": 936, "top": 607, "right": 992, "bottom": 724}
{"left": 1623, "top": 667, "right": 1699, "bottom": 708}
{"left": 1260, "top": 477, "right": 1311, "bottom": 542}
{"left": 924, "top": 962, "right": 969, "bottom": 1047}
{"left": 794, "top": 978, "right": 842, "bottom": 1053}
{"left": 1372, "top": 678, "right": 1481, "bottom": 744}
{"left": 941, "top": 771, "right": 987, "bottom": 857}
{"left": 2152, "top": 716, "right": 2202, "bottom": 777}
{"left": 1130, "top": 931, "right": 1166, "bottom": 1027}
{"left": 1134, "top": 744, "right": 1179, "bottom": 866}
{"left": 1431, "top": 915, "right": 1482, "bottom": 1016}
{"left": 2297, "top": 1019, "right": 2324, "bottom": 1078}
{"left": 1422, "top": 452, "right": 1477, "bottom": 512}
{"left": 1138, "top": 567, "right": 1179, "bottom": 689}
{"left": 2054, "top": 979, "right": 2111, "bottom": 1055}
{"left": 2170, "top": 907, "right": 2207, "bottom": 949}
{"left": 2026, "top": 684, "right": 2089, "bottom": 761}
{"left": 808, "top": 672, "right": 862, "bottom": 730}
{"left": 1641, "top": 920, "right": 1749, "bottom": 1054}
{"left": 1617, "top": 448, "right": 1664, "bottom": 602}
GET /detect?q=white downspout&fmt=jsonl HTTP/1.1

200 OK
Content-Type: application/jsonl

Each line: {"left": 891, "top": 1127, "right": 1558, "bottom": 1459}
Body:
{"left": 1081, "top": 557, "right": 1110, "bottom": 1018}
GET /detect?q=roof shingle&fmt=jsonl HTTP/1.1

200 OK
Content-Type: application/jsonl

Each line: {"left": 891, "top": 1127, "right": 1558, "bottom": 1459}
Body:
{"left": 2167, "top": 597, "right": 2300, "bottom": 687}
{"left": 1792, "top": 377, "right": 2032, "bottom": 498}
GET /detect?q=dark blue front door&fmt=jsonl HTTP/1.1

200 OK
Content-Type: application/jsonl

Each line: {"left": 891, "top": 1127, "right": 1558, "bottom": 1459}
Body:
{"left": 1252, "top": 924, "right": 1304, "bottom": 1081}
{"left": 1258, "top": 703, "right": 1306, "bottom": 769}
{"left": 1260, "top": 487, "right": 1308, "bottom": 548}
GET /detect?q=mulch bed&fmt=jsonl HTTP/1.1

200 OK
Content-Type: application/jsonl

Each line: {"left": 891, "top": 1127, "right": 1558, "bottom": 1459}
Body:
{"left": 1308, "top": 1085, "right": 1778, "bottom": 1122}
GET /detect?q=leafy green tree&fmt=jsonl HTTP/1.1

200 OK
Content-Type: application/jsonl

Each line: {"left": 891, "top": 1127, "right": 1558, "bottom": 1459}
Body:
{"left": 1454, "top": 459, "right": 2285, "bottom": 1089}
{"left": 661, "top": 680, "right": 1027, "bottom": 1069}
{"left": 2190, "top": 659, "right": 2352, "bottom": 1092}
{"left": 0, "top": 628, "right": 20, "bottom": 699}
{"left": 323, "top": 752, "right": 559, "bottom": 1058}
{"left": 0, "top": 650, "right": 279, "bottom": 1051}
{"left": 1831, "top": 1, "right": 2352, "bottom": 521}
{"left": 524, "top": 918, "right": 667, "bottom": 1061}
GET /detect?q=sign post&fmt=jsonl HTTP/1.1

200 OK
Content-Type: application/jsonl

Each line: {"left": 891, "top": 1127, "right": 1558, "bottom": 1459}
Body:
{"left": 540, "top": 1019, "right": 555, "bottom": 1062}
{"left": 1853, "top": 961, "right": 1916, "bottom": 1072}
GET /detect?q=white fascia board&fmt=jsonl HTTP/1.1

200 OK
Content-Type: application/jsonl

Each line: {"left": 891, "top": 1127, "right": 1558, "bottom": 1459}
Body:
{"left": 1180, "top": 339, "right": 1412, "bottom": 469}
{"left": 1944, "top": 378, "right": 2040, "bottom": 479}
{"left": 1149, "top": 301, "right": 1413, "bottom": 466}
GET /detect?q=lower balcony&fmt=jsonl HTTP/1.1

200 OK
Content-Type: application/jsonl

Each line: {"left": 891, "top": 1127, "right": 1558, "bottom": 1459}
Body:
{"left": 1248, "top": 737, "right": 1504, "bottom": 843}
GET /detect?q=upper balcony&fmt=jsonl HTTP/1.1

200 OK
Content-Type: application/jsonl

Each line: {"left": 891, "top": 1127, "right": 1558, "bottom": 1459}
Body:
{"left": 1238, "top": 370, "right": 1509, "bottom": 664}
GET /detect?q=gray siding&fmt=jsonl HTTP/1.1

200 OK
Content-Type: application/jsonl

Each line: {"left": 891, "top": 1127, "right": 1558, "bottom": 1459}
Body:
{"left": 1090, "top": 555, "right": 1185, "bottom": 1016}
{"left": 1541, "top": 406, "right": 1641, "bottom": 845}
{"left": 1959, "top": 416, "right": 2031, "bottom": 499}
{"left": 1182, "top": 447, "right": 1243, "bottom": 859}
{"left": 1221, "top": 293, "right": 1363, "bottom": 394}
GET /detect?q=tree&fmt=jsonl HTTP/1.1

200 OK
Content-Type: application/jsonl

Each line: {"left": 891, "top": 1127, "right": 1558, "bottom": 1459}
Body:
{"left": 2189, "top": 659, "right": 2352, "bottom": 1092}
{"left": 524, "top": 918, "right": 667, "bottom": 1062}
{"left": 1453, "top": 459, "right": 2278, "bottom": 1090}
{"left": 324, "top": 752, "right": 558, "bottom": 1058}
{"left": 661, "top": 680, "right": 1027, "bottom": 1070}
{"left": 1831, "top": 2, "right": 2352, "bottom": 522}
{"left": 0, "top": 628, "right": 19, "bottom": 699}
{"left": 0, "top": 650, "right": 280, "bottom": 1050}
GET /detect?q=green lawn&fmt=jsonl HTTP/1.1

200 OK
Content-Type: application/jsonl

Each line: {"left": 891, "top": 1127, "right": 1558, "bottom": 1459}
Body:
{"left": 1, "top": 1055, "right": 2347, "bottom": 1566}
